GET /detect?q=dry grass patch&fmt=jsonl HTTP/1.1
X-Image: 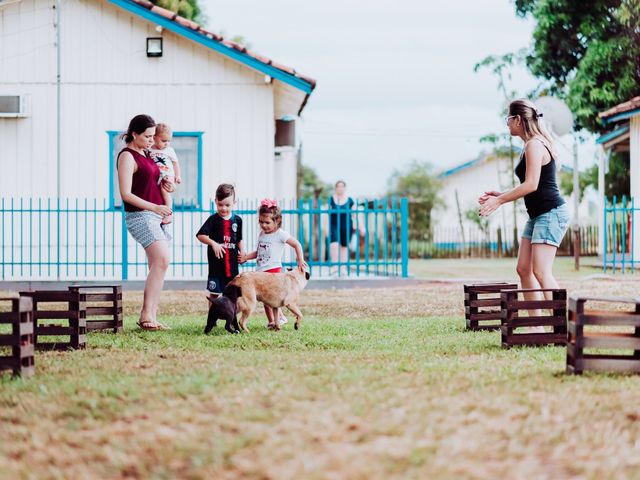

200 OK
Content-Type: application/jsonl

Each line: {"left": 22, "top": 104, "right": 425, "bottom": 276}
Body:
{"left": 1, "top": 275, "right": 640, "bottom": 478}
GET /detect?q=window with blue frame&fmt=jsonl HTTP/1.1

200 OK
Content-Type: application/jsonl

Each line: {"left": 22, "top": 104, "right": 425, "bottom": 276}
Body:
{"left": 109, "top": 131, "right": 203, "bottom": 210}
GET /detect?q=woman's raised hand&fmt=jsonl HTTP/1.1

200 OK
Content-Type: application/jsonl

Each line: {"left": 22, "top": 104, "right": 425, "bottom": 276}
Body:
{"left": 478, "top": 190, "right": 502, "bottom": 205}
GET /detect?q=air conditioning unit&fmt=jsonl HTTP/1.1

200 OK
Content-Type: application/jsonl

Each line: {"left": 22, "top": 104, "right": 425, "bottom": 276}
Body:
{"left": 0, "top": 95, "right": 30, "bottom": 117}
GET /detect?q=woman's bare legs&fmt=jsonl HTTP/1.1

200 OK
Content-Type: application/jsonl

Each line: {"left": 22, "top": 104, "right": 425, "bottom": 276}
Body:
{"left": 141, "top": 240, "right": 170, "bottom": 326}
{"left": 516, "top": 238, "right": 544, "bottom": 331}
{"left": 339, "top": 245, "right": 349, "bottom": 275}
{"left": 531, "top": 243, "right": 560, "bottom": 290}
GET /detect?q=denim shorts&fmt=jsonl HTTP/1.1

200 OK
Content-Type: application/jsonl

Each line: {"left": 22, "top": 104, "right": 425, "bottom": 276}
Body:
{"left": 521, "top": 204, "right": 570, "bottom": 247}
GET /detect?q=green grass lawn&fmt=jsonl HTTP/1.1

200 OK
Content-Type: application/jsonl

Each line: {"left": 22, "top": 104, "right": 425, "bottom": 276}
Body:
{"left": 3, "top": 305, "right": 640, "bottom": 479}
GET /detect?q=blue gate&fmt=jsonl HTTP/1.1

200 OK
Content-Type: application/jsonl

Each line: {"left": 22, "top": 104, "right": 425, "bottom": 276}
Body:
{"left": 0, "top": 197, "right": 409, "bottom": 281}
{"left": 603, "top": 195, "right": 638, "bottom": 273}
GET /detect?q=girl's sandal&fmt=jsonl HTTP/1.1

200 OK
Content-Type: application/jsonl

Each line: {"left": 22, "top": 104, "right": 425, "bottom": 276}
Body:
{"left": 155, "top": 322, "right": 172, "bottom": 330}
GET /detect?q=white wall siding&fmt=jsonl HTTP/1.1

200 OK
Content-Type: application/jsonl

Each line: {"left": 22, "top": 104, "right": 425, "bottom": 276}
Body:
{"left": 1, "top": 0, "right": 291, "bottom": 203}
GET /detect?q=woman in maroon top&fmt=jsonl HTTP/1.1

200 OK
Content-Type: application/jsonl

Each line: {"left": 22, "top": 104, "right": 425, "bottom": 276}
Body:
{"left": 117, "top": 114, "right": 173, "bottom": 331}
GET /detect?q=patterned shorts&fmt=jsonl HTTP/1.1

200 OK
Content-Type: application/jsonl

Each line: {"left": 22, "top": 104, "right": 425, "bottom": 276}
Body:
{"left": 125, "top": 211, "right": 172, "bottom": 248}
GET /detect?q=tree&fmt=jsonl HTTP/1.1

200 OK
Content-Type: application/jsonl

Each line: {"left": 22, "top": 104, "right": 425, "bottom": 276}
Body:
{"left": 387, "top": 160, "right": 442, "bottom": 240}
{"left": 297, "top": 163, "right": 333, "bottom": 202}
{"left": 559, "top": 153, "right": 630, "bottom": 201}
{"left": 156, "top": 0, "right": 202, "bottom": 22}
{"left": 473, "top": 52, "right": 532, "bottom": 253}
{"left": 513, "top": 0, "right": 640, "bottom": 133}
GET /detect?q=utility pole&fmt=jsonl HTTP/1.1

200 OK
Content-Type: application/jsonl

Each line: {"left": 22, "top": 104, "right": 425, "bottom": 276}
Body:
{"left": 55, "top": 0, "right": 62, "bottom": 280}
{"left": 573, "top": 138, "right": 580, "bottom": 270}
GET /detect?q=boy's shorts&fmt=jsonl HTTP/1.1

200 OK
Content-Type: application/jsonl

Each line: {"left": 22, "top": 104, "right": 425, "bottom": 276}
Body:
{"left": 207, "top": 276, "right": 233, "bottom": 294}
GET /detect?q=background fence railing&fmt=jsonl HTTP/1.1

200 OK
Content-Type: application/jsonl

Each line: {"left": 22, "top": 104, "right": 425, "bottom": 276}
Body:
{"left": 410, "top": 224, "right": 600, "bottom": 259}
{"left": 603, "top": 196, "right": 637, "bottom": 273}
{"left": 0, "top": 197, "right": 409, "bottom": 281}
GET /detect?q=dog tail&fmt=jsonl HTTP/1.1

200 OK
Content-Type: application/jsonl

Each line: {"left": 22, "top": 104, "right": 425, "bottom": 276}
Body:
{"left": 223, "top": 284, "right": 242, "bottom": 303}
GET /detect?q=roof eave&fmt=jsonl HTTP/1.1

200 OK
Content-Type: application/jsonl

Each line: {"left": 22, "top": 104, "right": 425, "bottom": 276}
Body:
{"left": 600, "top": 107, "right": 640, "bottom": 125}
{"left": 108, "top": 0, "right": 315, "bottom": 95}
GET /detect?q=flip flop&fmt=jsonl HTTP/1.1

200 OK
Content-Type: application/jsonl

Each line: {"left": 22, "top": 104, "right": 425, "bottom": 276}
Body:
{"left": 137, "top": 320, "right": 161, "bottom": 331}
{"left": 155, "top": 322, "right": 172, "bottom": 330}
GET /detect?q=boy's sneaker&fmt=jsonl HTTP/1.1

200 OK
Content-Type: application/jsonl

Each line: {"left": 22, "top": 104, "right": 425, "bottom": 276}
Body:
{"left": 279, "top": 313, "right": 288, "bottom": 326}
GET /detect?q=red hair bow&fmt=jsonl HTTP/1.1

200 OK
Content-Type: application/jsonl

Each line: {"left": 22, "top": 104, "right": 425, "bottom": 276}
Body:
{"left": 260, "top": 198, "right": 278, "bottom": 208}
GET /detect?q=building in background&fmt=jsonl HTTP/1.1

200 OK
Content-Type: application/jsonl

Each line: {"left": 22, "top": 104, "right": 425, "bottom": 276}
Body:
{"left": 0, "top": 0, "right": 315, "bottom": 206}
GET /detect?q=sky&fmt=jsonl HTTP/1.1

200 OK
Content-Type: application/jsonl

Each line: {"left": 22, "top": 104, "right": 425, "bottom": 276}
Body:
{"left": 200, "top": 0, "right": 597, "bottom": 198}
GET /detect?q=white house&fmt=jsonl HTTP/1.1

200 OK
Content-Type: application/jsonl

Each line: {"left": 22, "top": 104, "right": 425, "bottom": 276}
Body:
{"left": 433, "top": 151, "right": 589, "bottom": 247}
{"left": 0, "top": 0, "right": 316, "bottom": 280}
{"left": 596, "top": 96, "right": 640, "bottom": 260}
{"left": 0, "top": 0, "right": 316, "bottom": 205}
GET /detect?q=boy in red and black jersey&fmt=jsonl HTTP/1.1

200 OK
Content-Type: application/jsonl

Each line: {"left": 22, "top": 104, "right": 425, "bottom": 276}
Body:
{"left": 196, "top": 184, "right": 244, "bottom": 296}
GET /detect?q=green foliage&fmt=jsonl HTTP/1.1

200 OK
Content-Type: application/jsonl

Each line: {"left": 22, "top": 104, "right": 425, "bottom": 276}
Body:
{"left": 387, "top": 160, "right": 442, "bottom": 240}
{"left": 156, "top": 0, "right": 202, "bottom": 22}
{"left": 513, "top": 0, "right": 640, "bottom": 133}
{"left": 473, "top": 49, "right": 530, "bottom": 102}
{"left": 604, "top": 152, "right": 631, "bottom": 198}
{"left": 559, "top": 153, "right": 630, "bottom": 199}
{"left": 297, "top": 163, "right": 334, "bottom": 202}
{"left": 558, "top": 165, "right": 597, "bottom": 201}
{"left": 464, "top": 207, "right": 489, "bottom": 235}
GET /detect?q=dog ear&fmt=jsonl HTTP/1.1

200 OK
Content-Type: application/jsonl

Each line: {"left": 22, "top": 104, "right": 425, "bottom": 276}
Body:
{"left": 286, "top": 267, "right": 293, "bottom": 271}
{"left": 305, "top": 271, "right": 310, "bottom": 280}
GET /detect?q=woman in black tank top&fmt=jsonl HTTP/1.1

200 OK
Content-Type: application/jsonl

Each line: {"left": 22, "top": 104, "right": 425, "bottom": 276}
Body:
{"left": 478, "top": 99, "right": 570, "bottom": 320}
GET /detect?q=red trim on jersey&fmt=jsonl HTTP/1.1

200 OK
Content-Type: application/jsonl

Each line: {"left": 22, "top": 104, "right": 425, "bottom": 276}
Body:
{"left": 223, "top": 218, "right": 232, "bottom": 277}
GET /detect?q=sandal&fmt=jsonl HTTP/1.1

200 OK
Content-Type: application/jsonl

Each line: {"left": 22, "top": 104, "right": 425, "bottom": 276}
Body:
{"left": 155, "top": 322, "right": 172, "bottom": 330}
{"left": 137, "top": 320, "right": 161, "bottom": 331}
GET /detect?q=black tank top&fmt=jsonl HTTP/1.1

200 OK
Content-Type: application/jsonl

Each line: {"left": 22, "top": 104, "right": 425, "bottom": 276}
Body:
{"left": 514, "top": 139, "right": 565, "bottom": 219}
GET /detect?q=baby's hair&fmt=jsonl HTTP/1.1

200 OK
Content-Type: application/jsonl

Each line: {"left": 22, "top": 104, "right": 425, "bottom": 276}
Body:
{"left": 259, "top": 201, "right": 282, "bottom": 228}
{"left": 155, "top": 123, "right": 172, "bottom": 137}
{"left": 215, "top": 183, "right": 236, "bottom": 201}
{"left": 335, "top": 180, "right": 346, "bottom": 188}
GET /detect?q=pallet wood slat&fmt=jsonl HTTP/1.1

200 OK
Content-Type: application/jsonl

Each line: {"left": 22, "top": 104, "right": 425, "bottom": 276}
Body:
{"left": 463, "top": 282, "right": 518, "bottom": 331}
{"left": 567, "top": 296, "right": 640, "bottom": 375}
{"left": 69, "top": 285, "right": 123, "bottom": 333}
{"left": 20, "top": 291, "right": 87, "bottom": 351}
{"left": 0, "top": 297, "right": 35, "bottom": 377}
{"left": 501, "top": 289, "right": 567, "bottom": 348}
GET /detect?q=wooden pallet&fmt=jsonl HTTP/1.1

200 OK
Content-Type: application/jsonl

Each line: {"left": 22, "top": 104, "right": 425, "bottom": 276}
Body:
{"left": 0, "top": 296, "right": 35, "bottom": 377}
{"left": 501, "top": 288, "right": 567, "bottom": 348}
{"left": 567, "top": 296, "right": 640, "bottom": 375}
{"left": 69, "top": 285, "right": 123, "bottom": 333}
{"left": 19, "top": 291, "right": 87, "bottom": 351}
{"left": 464, "top": 282, "right": 518, "bottom": 330}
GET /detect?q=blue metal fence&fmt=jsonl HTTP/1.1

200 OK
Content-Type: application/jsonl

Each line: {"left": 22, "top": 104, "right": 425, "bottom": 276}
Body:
{"left": 0, "top": 197, "right": 409, "bottom": 281}
{"left": 603, "top": 195, "right": 638, "bottom": 274}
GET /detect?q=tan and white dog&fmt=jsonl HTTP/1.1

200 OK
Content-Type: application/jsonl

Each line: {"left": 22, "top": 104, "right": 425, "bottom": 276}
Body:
{"left": 227, "top": 267, "right": 310, "bottom": 332}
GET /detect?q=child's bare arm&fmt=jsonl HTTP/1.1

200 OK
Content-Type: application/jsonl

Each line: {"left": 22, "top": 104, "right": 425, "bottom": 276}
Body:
{"left": 286, "top": 238, "right": 308, "bottom": 270}
{"left": 197, "top": 234, "right": 225, "bottom": 259}
{"left": 172, "top": 160, "right": 182, "bottom": 183}
{"left": 244, "top": 250, "right": 257, "bottom": 260}
{"left": 237, "top": 240, "right": 246, "bottom": 263}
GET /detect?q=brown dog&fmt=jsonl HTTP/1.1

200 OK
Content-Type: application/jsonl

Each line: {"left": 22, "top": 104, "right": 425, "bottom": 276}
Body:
{"left": 227, "top": 267, "right": 310, "bottom": 332}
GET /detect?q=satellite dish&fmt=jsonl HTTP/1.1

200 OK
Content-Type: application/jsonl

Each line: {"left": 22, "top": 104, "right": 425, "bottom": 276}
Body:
{"left": 535, "top": 96, "right": 574, "bottom": 137}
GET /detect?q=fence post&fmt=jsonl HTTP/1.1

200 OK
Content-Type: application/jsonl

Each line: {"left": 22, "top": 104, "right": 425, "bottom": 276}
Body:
{"left": 121, "top": 205, "right": 128, "bottom": 280}
{"left": 401, "top": 197, "right": 408, "bottom": 278}
{"left": 604, "top": 199, "right": 608, "bottom": 273}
